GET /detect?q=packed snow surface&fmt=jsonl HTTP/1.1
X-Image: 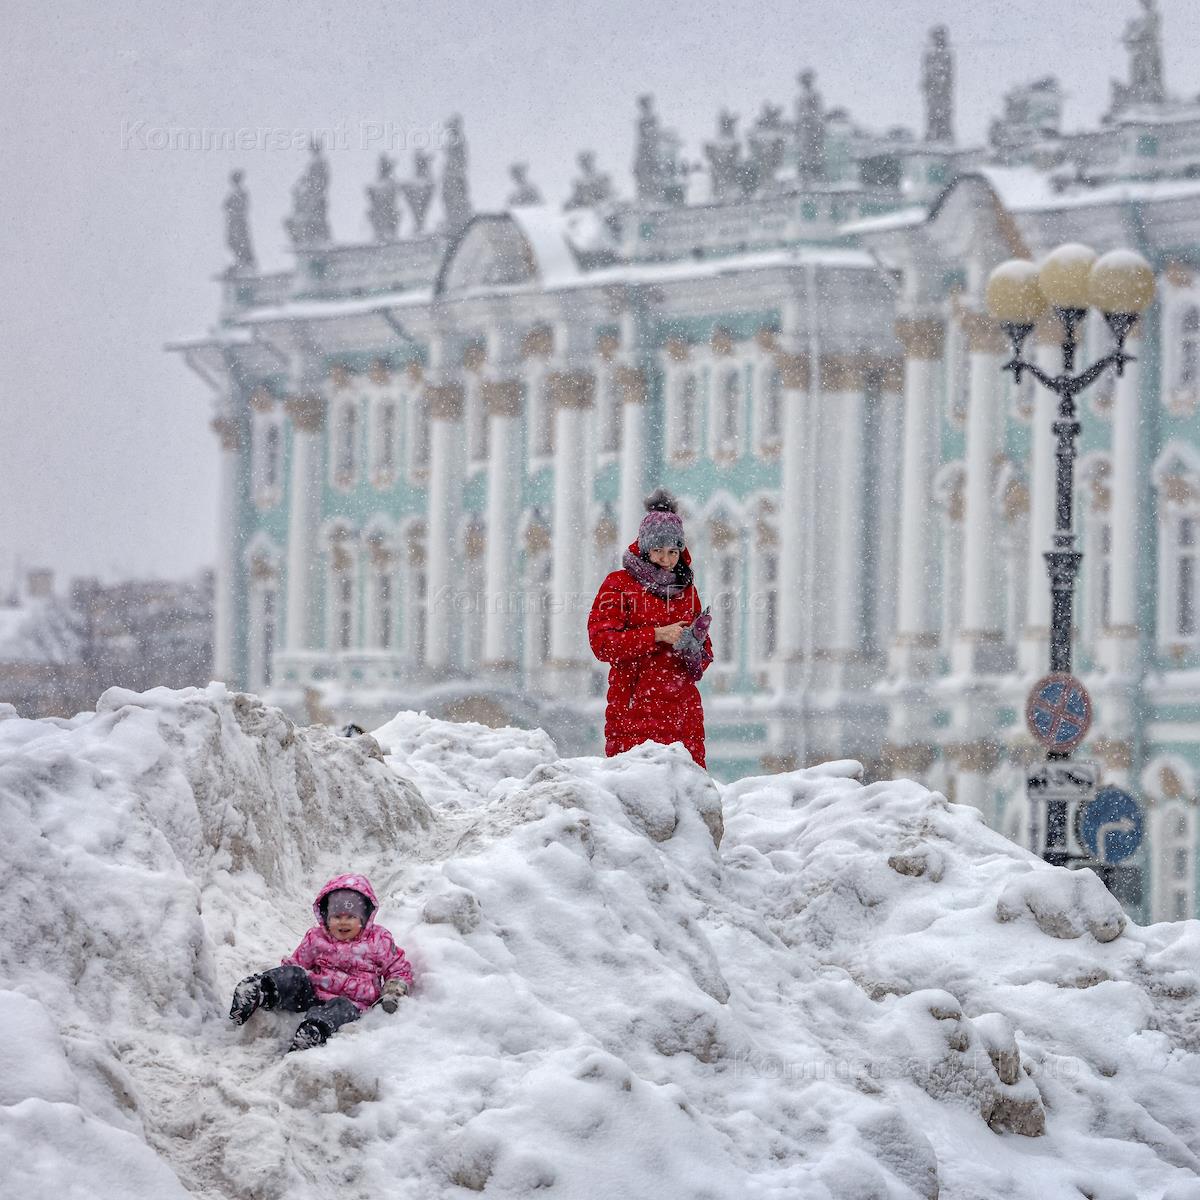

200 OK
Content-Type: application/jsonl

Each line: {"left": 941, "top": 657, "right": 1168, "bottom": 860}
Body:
{"left": 2, "top": 685, "right": 1199, "bottom": 1199}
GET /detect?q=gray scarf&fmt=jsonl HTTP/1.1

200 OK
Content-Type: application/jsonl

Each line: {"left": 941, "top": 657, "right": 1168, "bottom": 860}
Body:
{"left": 622, "top": 549, "right": 693, "bottom": 600}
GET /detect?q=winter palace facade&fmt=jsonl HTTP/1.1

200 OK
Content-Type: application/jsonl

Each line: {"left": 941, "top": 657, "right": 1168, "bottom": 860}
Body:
{"left": 174, "top": 5, "right": 1200, "bottom": 920}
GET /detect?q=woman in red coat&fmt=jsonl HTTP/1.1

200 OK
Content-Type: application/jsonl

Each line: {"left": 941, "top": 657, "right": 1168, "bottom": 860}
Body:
{"left": 587, "top": 489, "right": 714, "bottom": 767}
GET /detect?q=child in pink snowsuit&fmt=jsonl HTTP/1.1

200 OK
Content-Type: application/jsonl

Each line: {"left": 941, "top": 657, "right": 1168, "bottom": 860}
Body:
{"left": 228, "top": 873, "right": 413, "bottom": 1052}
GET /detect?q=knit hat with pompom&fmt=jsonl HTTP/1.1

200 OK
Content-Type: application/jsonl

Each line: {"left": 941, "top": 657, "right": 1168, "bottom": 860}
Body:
{"left": 637, "top": 488, "right": 686, "bottom": 555}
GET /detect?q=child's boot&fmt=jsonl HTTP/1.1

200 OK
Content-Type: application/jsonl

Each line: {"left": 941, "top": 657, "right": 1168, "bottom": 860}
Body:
{"left": 229, "top": 974, "right": 265, "bottom": 1025}
{"left": 288, "top": 1019, "right": 328, "bottom": 1052}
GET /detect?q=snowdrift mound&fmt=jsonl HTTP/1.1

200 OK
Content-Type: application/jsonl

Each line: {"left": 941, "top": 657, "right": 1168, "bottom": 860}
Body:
{"left": 2, "top": 688, "right": 1199, "bottom": 1200}
{"left": 0, "top": 685, "right": 429, "bottom": 1198}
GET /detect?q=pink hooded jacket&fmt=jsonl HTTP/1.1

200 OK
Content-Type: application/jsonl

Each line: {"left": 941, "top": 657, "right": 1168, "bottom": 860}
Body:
{"left": 282, "top": 873, "right": 413, "bottom": 1011}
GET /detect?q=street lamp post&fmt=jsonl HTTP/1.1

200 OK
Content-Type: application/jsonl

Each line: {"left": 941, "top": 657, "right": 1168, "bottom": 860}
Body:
{"left": 986, "top": 245, "right": 1155, "bottom": 864}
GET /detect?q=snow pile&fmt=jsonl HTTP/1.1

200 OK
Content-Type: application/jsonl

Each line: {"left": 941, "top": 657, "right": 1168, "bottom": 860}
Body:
{"left": 2, "top": 689, "right": 1199, "bottom": 1199}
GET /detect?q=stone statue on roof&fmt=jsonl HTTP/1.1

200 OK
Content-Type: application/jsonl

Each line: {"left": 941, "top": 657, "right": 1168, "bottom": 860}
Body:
{"left": 633, "top": 94, "right": 685, "bottom": 206}
{"left": 284, "top": 137, "right": 331, "bottom": 247}
{"left": 402, "top": 150, "right": 435, "bottom": 234}
{"left": 223, "top": 169, "right": 255, "bottom": 269}
{"left": 795, "top": 70, "right": 826, "bottom": 181}
{"left": 705, "top": 109, "right": 744, "bottom": 201}
{"left": 440, "top": 114, "right": 473, "bottom": 236}
{"left": 566, "top": 150, "right": 614, "bottom": 209}
{"left": 1111, "top": 0, "right": 1166, "bottom": 114}
{"left": 366, "top": 153, "right": 400, "bottom": 242}
{"left": 749, "top": 103, "right": 786, "bottom": 192}
{"left": 922, "top": 25, "right": 955, "bottom": 144}
{"left": 507, "top": 163, "right": 543, "bottom": 207}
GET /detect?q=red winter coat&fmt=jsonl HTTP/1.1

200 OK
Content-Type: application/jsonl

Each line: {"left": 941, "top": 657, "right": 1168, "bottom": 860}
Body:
{"left": 587, "top": 543, "right": 712, "bottom": 768}
{"left": 282, "top": 873, "right": 413, "bottom": 1011}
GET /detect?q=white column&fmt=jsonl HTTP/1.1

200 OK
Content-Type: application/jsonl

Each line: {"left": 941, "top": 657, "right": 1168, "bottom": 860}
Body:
{"left": 549, "top": 371, "right": 595, "bottom": 682}
{"left": 211, "top": 414, "right": 242, "bottom": 681}
{"left": 618, "top": 366, "right": 648, "bottom": 544}
{"left": 283, "top": 393, "right": 325, "bottom": 654}
{"left": 482, "top": 377, "right": 523, "bottom": 669}
{"left": 891, "top": 318, "right": 945, "bottom": 675}
{"left": 828, "top": 360, "right": 867, "bottom": 662}
{"left": 1020, "top": 327, "right": 1060, "bottom": 674}
{"left": 617, "top": 304, "right": 647, "bottom": 541}
{"left": 1105, "top": 325, "right": 1143, "bottom": 661}
{"left": 872, "top": 367, "right": 905, "bottom": 653}
{"left": 424, "top": 373, "right": 464, "bottom": 672}
{"left": 956, "top": 312, "right": 1006, "bottom": 674}
{"left": 777, "top": 351, "right": 811, "bottom": 683}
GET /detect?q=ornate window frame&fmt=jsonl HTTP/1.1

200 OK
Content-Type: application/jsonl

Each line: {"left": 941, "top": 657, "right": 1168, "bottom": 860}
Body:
{"left": 322, "top": 521, "right": 360, "bottom": 653}
{"left": 406, "top": 384, "right": 431, "bottom": 485}
{"left": 401, "top": 518, "right": 428, "bottom": 665}
{"left": 752, "top": 354, "right": 784, "bottom": 459}
{"left": 1141, "top": 754, "right": 1197, "bottom": 921}
{"left": 249, "top": 392, "right": 284, "bottom": 510}
{"left": 329, "top": 391, "right": 363, "bottom": 492}
{"left": 1153, "top": 442, "right": 1200, "bottom": 655}
{"left": 244, "top": 532, "right": 281, "bottom": 690}
{"left": 664, "top": 348, "right": 701, "bottom": 465}
{"left": 362, "top": 519, "right": 399, "bottom": 651}
{"left": 1163, "top": 284, "right": 1200, "bottom": 417}
{"left": 708, "top": 358, "right": 745, "bottom": 465}
{"left": 369, "top": 382, "right": 401, "bottom": 490}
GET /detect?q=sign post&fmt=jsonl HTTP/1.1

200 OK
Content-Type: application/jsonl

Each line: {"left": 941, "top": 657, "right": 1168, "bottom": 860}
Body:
{"left": 1025, "top": 673, "right": 1094, "bottom": 867}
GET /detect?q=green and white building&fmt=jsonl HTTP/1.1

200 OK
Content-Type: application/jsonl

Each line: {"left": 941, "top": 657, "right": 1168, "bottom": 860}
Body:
{"left": 173, "top": 4, "right": 1200, "bottom": 919}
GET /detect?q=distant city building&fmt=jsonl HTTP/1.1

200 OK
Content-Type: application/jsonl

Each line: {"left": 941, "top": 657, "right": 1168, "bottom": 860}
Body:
{"left": 174, "top": 1, "right": 1199, "bottom": 921}
{"left": 0, "top": 570, "right": 214, "bottom": 718}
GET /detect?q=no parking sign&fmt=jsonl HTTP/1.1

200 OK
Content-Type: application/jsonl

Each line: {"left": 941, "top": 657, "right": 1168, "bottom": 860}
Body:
{"left": 1025, "top": 673, "right": 1092, "bottom": 753}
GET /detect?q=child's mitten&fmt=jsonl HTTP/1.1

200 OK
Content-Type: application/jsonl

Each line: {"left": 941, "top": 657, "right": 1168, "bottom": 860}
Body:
{"left": 380, "top": 978, "right": 409, "bottom": 1013}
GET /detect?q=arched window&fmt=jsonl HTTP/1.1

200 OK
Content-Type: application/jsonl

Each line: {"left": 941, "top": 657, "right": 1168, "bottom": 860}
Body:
{"left": 373, "top": 400, "right": 397, "bottom": 484}
{"left": 757, "top": 548, "right": 779, "bottom": 662}
{"left": 1180, "top": 306, "right": 1200, "bottom": 391}
{"left": 759, "top": 363, "right": 783, "bottom": 450}
{"left": 264, "top": 424, "right": 281, "bottom": 490}
{"left": 708, "top": 524, "right": 742, "bottom": 671}
{"left": 248, "top": 563, "right": 278, "bottom": 690}
{"left": 408, "top": 392, "right": 430, "bottom": 479}
{"left": 1154, "top": 803, "right": 1195, "bottom": 920}
{"left": 714, "top": 367, "right": 741, "bottom": 455}
{"left": 1178, "top": 516, "right": 1198, "bottom": 638}
{"left": 672, "top": 372, "right": 698, "bottom": 458}
{"left": 333, "top": 401, "right": 359, "bottom": 488}
{"left": 403, "top": 524, "right": 427, "bottom": 663}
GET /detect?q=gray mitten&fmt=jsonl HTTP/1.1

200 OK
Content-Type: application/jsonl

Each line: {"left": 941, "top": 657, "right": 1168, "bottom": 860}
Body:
{"left": 380, "top": 978, "right": 408, "bottom": 1013}
{"left": 673, "top": 607, "right": 713, "bottom": 680}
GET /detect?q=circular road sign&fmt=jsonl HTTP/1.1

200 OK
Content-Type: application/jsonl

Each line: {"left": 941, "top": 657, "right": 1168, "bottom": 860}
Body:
{"left": 1025, "top": 672, "right": 1093, "bottom": 752}
{"left": 1079, "top": 786, "right": 1144, "bottom": 864}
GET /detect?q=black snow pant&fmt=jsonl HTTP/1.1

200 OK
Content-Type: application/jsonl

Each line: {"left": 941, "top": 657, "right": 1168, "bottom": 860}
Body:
{"left": 261, "top": 965, "right": 361, "bottom": 1036}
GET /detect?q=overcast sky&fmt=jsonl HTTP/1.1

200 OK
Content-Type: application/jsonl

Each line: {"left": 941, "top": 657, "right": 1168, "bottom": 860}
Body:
{"left": 3, "top": 0, "right": 1197, "bottom": 591}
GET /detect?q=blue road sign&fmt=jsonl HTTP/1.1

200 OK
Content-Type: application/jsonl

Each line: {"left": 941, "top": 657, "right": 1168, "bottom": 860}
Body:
{"left": 1079, "top": 787, "right": 1144, "bottom": 864}
{"left": 1026, "top": 673, "right": 1093, "bottom": 752}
